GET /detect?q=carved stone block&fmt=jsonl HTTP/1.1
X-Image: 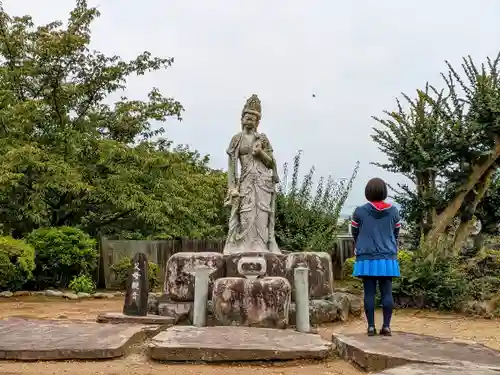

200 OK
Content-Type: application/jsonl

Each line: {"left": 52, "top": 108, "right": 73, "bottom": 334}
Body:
{"left": 164, "top": 252, "right": 224, "bottom": 302}
{"left": 225, "top": 252, "right": 286, "bottom": 278}
{"left": 212, "top": 276, "right": 291, "bottom": 328}
{"left": 285, "top": 252, "right": 334, "bottom": 300}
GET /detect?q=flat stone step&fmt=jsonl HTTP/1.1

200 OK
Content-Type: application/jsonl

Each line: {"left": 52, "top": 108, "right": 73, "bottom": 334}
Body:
{"left": 149, "top": 326, "right": 332, "bottom": 362}
{"left": 332, "top": 331, "right": 500, "bottom": 372}
{"left": 375, "top": 364, "right": 500, "bottom": 375}
{"left": 0, "top": 317, "right": 158, "bottom": 360}
{"left": 96, "top": 312, "right": 174, "bottom": 326}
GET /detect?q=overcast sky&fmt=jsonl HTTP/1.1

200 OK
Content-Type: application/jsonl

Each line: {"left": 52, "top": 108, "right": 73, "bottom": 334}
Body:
{"left": 6, "top": 0, "right": 500, "bottom": 212}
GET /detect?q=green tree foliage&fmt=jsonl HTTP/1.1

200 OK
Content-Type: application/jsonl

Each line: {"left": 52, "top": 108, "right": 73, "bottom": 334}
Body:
{"left": 275, "top": 151, "right": 359, "bottom": 251}
{"left": 372, "top": 54, "right": 500, "bottom": 251}
{"left": 0, "top": 1, "right": 226, "bottom": 240}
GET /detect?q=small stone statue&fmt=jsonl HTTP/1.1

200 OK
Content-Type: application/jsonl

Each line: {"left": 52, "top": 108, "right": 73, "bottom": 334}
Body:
{"left": 223, "top": 94, "right": 280, "bottom": 255}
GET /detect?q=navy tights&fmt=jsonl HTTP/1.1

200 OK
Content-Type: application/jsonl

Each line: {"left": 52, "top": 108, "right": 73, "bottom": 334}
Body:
{"left": 362, "top": 277, "right": 393, "bottom": 328}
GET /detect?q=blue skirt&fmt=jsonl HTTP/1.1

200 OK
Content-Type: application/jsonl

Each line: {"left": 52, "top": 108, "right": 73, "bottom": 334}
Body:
{"left": 353, "top": 259, "right": 400, "bottom": 277}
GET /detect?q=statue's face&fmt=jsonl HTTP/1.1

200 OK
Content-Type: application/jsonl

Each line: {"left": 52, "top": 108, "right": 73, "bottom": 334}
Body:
{"left": 242, "top": 112, "right": 258, "bottom": 130}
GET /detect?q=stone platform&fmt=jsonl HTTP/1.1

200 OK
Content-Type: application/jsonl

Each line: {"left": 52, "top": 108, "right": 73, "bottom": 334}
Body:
{"left": 375, "top": 364, "right": 500, "bottom": 375}
{"left": 0, "top": 318, "right": 159, "bottom": 360}
{"left": 149, "top": 326, "right": 332, "bottom": 362}
{"left": 332, "top": 331, "right": 500, "bottom": 372}
{"left": 96, "top": 312, "right": 174, "bottom": 326}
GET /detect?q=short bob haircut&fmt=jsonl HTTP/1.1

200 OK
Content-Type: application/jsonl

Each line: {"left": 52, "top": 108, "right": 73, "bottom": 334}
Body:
{"left": 365, "top": 177, "right": 388, "bottom": 202}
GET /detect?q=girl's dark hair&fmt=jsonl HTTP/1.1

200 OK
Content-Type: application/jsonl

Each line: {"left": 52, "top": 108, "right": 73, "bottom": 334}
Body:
{"left": 365, "top": 177, "right": 388, "bottom": 202}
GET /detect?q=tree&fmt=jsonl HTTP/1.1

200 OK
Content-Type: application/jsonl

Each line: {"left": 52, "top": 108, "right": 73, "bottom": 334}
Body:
{"left": 275, "top": 150, "right": 359, "bottom": 251}
{"left": 372, "top": 54, "right": 500, "bottom": 251}
{"left": 0, "top": 1, "right": 226, "bottom": 239}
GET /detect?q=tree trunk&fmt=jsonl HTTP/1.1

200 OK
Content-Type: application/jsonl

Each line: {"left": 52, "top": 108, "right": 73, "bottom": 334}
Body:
{"left": 451, "top": 166, "right": 495, "bottom": 254}
{"left": 425, "top": 139, "right": 500, "bottom": 247}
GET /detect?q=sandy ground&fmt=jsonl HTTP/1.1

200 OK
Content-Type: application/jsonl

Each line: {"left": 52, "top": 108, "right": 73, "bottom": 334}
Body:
{"left": 0, "top": 297, "right": 499, "bottom": 375}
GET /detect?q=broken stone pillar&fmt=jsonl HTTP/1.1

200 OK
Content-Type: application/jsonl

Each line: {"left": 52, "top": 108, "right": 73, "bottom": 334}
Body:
{"left": 193, "top": 265, "right": 211, "bottom": 327}
{"left": 285, "top": 252, "right": 334, "bottom": 300}
{"left": 212, "top": 276, "right": 291, "bottom": 328}
{"left": 163, "top": 252, "right": 224, "bottom": 301}
{"left": 294, "top": 266, "right": 310, "bottom": 332}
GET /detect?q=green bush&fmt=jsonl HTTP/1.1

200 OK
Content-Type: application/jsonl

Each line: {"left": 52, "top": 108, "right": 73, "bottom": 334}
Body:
{"left": 110, "top": 257, "right": 159, "bottom": 292}
{"left": 68, "top": 274, "right": 96, "bottom": 294}
{"left": 0, "top": 236, "right": 35, "bottom": 291}
{"left": 26, "top": 226, "right": 98, "bottom": 289}
{"left": 392, "top": 255, "right": 468, "bottom": 310}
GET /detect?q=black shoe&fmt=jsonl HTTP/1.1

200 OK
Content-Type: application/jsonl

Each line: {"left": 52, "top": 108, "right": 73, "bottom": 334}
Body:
{"left": 367, "top": 327, "right": 377, "bottom": 336}
{"left": 380, "top": 326, "right": 392, "bottom": 336}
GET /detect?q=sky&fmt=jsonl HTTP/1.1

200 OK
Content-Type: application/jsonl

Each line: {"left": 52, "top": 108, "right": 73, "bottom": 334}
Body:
{"left": 5, "top": 0, "right": 500, "bottom": 213}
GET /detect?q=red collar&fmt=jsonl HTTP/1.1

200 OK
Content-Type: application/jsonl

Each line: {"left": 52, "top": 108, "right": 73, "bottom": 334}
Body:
{"left": 369, "top": 201, "right": 392, "bottom": 210}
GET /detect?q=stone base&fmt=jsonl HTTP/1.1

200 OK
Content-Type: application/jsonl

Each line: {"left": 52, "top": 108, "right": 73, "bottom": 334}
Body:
{"left": 332, "top": 331, "right": 500, "bottom": 372}
{"left": 375, "top": 364, "right": 500, "bottom": 375}
{"left": 96, "top": 312, "right": 174, "bottom": 326}
{"left": 0, "top": 318, "right": 157, "bottom": 360}
{"left": 149, "top": 326, "right": 332, "bottom": 361}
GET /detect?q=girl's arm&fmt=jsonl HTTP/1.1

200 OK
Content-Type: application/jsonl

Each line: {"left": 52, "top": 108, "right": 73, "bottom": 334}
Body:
{"left": 351, "top": 208, "right": 361, "bottom": 244}
{"left": 394, "top": 209, "right": 401, "bottom": 242}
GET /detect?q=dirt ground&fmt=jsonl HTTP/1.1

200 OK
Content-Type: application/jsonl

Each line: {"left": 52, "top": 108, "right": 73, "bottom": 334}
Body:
{"left": 0, "top": 297, "right": 499, "bottom": 375}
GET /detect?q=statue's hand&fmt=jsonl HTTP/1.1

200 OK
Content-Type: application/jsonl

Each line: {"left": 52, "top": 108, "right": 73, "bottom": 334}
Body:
{"left": 252, "top": 140, "right": 262, "bottom": 156}
{"left": 229, "top": 188, "right": 240, "bottom": 198}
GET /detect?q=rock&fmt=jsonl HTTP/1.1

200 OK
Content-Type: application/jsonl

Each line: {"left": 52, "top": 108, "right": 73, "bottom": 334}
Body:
{"left": 332, "top": 331, "right": 500, "bottom": 372}
{"left": 463, "top": 300, "right": 497, "bottom": 317}
{"left": 164, "top": 252, "right": 224, "bottom": 302}
{"left": 148, "top": 326, "right": 332, "bottom": 361}
{"left": 289, "top": 300, "right": 340, "bottom": 325}
{"left": 114, "top": 291, "right": 124, "bottom": 297}
{"left": 45, "top": 290, "right": 63, "bottom": 297}
{"left": 123, "top": 252, "right": 149, "bottom": 316}
{"left": 76, "top": 292, "right": 91, "bottom": 298}
{"left": 32, "top": 291, "right": 46, "bottom": 296}
{"left": 285, "top": 252, "right": 334, "bottom": 300}
{"left": 225, "top": 252, "right": 286, "bottom": 278}
{"left": 93, "top": 292, "right": 114, "bottom": 299}
{"left": 57, "top": 314, "right": 68, "bottom": 319}
{"left": 212, "top": 276, "right": 291, "bottom": 328}
{"left": 96, "top": 312, "right": 174, "bottom": 326}
{"left": 62, "top": 292, "right": 78, "bottom": 300}
{"left": 328, "top": 292, "right": 352, "bottom": 322}
{"left": 0, "top": 317, "right": 156, "bottom": 360}
{"left": 147, "top": 294, "right": 159, "bottom": 315}
{"left": 158, "top": 302, "right": 192, "bottom": 324}
{"left": 0, "top": 291, "right": 13, "bottom": 298}
{"left": 13, "top": 291, "right": 30, "bottom": 297}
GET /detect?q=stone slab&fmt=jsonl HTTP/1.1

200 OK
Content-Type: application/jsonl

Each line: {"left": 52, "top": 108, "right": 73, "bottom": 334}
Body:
{"left": 332, "top": 331, "right": 500, "bottom": 372}
{"left": 375, "top": 364, "right": 500, "bottom": 375}
{"left": 0, "top": 318, "right": 155, "bottom": 360}
{"left": 96, "top": 312, "right": 174, "bottom": 326}
{"left": 149, "top": 326, "right": 332, "bottom": 361}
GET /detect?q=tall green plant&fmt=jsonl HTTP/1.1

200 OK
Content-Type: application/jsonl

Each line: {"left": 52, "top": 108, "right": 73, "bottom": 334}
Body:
{"left": 275, "top": 150, "right": 359, "bottom": 251}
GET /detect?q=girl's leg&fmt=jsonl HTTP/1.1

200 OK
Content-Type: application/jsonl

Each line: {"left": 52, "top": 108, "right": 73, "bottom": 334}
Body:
{"left": 378, "top": 277, "right": 394, "bottom": 333}
{"left": 362, "top": 277, "right": 377, "bottom": 332}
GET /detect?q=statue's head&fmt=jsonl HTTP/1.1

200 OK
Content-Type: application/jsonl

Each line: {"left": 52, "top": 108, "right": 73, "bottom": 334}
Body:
{"left": 241, "top": 94, "right": 261, "bottom": 131}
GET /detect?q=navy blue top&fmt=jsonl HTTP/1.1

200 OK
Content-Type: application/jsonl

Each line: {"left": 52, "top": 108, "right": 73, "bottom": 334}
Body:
{"left": 351, "top": 202, "right": 401, "bottom": 261}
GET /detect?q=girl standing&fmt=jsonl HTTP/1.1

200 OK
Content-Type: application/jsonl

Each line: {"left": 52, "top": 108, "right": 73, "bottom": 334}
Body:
{"left": 351, "top": 178, "right": 401, "bottom": 336}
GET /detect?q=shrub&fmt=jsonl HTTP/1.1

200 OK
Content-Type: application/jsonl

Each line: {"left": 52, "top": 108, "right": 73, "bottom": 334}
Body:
{"left": 0, "top": 236, "right": 35, "bottom": 291}
{"left": 26, "top": 226, "right": 98, "bottom": 289}
{"left": 392, "top": 254, "right": 468, "bottom": 310}
{"left": 68, "top": 274, "right": 96, "bottom": 294}
{"left": 110, "top": 257, "right": 159, "bottom": 292}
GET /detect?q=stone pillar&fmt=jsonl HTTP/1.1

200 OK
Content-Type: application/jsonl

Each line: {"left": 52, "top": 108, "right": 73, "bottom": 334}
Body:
{"left": 193, "top": 265, "right": 211, "bottom": 327}
{"left": 294, "top": 266, "right": 310, "bottom": 333}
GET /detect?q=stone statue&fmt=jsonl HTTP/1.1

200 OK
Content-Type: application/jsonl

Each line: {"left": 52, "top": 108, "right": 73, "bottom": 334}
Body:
{"left": 223, "top": 94, "right": 280, "bottom": 255}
